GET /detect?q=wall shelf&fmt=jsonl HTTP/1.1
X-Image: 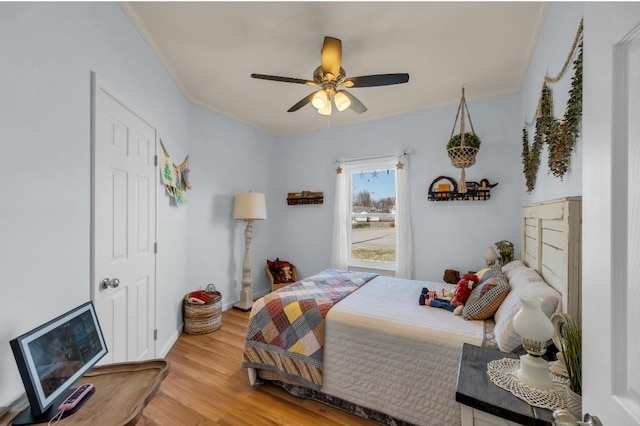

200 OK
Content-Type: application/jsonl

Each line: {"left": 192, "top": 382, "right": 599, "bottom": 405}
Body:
{"left": 287, "top": 191, "right": 324, "bottom": 206}
{"left": 427, "top": 176, "right": 497, "bottom": 202}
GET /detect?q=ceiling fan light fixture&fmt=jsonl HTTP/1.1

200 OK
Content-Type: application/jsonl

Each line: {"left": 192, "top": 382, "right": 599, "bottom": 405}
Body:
{"left": 334, "top": 91, "right": 351, "bottom": 112}
{"left": 311, "top": 90, "right": 329, "bottom": 110}
{"left": 318, "top": 102, "right": 332, "bottom": 116}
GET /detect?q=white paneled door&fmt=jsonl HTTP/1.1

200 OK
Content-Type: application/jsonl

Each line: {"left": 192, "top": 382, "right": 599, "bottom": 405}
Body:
{"left": 583, "top": 3, "right": 640, "bottom": 424}
{"left": 91, "top": 76, "right": 157, "bottom": 363}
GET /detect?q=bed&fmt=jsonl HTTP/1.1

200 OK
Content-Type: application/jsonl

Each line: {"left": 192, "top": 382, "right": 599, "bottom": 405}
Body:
{"left": 242, "top": 197, "right": 581, "bottom": 426}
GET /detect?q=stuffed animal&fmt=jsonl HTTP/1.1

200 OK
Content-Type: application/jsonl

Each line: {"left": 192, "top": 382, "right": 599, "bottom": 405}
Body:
{"left": 451, "top": 273, "right": 479, "bottom": 307}
{"left": 443, "top": 269, "right": 461, "bottom": 284}
{"left": 281, "top": 265, "right": 292, "bottom": 282}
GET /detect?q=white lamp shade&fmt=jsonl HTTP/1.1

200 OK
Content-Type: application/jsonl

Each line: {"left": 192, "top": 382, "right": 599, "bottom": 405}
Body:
{"left": 334, "top": 91, "right": 351, "bottom": 112}
{"left": 513, "top": 296, "right": 554, "bottom": 342}
{"left": 233, "top": 192, "right": 267, "bottom": 220}
{"left": 318, "top": 101, "right": 332, "bottom": 116}
{"left": 311, "top": 90, "right": 329, "bottom": 109}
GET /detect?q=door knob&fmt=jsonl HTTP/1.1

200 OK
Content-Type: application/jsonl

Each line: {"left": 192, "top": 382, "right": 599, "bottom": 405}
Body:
{"left": 553, "top": 410, "right": 603, "bottom": 426}
{"left": 101, "top": 278, "right": 120, "bottom": 289}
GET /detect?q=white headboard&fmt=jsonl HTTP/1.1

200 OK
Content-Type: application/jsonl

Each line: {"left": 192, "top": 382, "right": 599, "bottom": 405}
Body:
{"left": 521, "top": 196, "right": 582, "bottom": 321}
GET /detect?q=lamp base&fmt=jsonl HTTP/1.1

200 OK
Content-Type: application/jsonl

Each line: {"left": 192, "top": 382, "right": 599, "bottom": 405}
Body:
{"left": 233, "top": 286, "right": 253, "bottom": 312}
{"left": 517, "top": 354, "right": 554, "bottom": 390}
{"left": 232, "top": 303, "right": 252, "bottom": 312}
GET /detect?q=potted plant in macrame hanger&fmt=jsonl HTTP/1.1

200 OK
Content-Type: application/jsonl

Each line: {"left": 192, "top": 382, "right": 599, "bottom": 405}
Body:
{"left": 447, "top": 87, "right": 481, "bottom": 192}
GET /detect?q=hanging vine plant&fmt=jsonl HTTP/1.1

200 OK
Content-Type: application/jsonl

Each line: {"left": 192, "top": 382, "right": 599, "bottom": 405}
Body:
{"left": 547, "top": 41, "right": 583, "bottom": 179}
{"left": 522, "top": 84, "right": 553, "bottom": 193}
{"left": 520, "top": 19, "right": 583, "bottom": 192}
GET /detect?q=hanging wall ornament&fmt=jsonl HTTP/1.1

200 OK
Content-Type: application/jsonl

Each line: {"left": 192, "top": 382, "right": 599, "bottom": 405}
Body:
{"left": 447, "top": 87, "right": 481, "bottom": 193}
{"left": 159, "top": 140, "right": 191, "bottom": 206}
{"left": 547, "top": 41, "right": 583, "bottom": 179}
{"left": 521, "top": 19, "right": 583, "bottom": 191}
{"left": 521, "top": 84, "right": 553, "bottom": 193}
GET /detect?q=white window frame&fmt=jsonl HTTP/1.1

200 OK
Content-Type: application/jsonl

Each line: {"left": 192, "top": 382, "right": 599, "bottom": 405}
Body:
{"left": 344, "top": 158, "right": 397, "bottom": 272}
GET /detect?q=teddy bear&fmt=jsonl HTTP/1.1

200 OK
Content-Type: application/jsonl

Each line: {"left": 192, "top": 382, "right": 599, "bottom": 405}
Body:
{"left": 442, "top": 269, "right": 460, "bottom": 284}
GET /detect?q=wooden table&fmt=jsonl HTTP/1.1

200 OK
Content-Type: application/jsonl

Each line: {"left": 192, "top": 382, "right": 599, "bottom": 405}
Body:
{"left": 456, "top": 343, "right": 554, "bottom": 426}
{"left": 1, "top": 360, "right": 169, "bottom": 426}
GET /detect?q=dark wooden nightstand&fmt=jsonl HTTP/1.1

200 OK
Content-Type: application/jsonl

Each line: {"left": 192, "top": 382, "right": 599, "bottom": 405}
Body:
{"left": 456, "top": 343, "right": 554, "bottom": 426}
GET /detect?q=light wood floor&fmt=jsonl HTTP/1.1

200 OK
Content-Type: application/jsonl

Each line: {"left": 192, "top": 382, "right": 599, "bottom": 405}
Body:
{"left": 137, "top": 308, "right": 374, "bottom": 426}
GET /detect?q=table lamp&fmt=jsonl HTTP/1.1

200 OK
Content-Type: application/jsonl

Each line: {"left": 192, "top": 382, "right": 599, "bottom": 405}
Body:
{"left": 512, "top": 296, "right": 554, "bottom": 390}
{"left": 233, "top": 192, "right": 267, "bottom": 312}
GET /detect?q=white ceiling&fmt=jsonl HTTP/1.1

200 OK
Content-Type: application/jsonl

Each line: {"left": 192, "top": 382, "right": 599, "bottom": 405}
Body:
{"left": 121, "top": 2, "right": 548, "bottom": 136}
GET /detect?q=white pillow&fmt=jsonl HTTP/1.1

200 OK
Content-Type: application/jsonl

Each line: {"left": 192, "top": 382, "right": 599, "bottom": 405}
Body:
{"left": 493, "top": 267, "right": 562, "bottom": 352}
{"left": 501, "top": 259, "right": 527, "bottom": 280}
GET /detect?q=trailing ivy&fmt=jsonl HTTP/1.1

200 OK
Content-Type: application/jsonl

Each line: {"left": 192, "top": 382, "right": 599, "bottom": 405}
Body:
{"left": 521, "top": 128, "right": 535, "bottom": 192}
{"left": 522, "top": 84, "right": 553, "bottom": 193}
{"left": 521, "top": 38, "right": 583, "bottom": 191}
{"left": 548, "top": 41, "right": 583, "bottom": 179}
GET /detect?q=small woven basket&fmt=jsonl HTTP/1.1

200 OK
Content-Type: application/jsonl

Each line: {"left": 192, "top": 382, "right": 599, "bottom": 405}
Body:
{"left": 183, "top": 284, "right": 222, "bottom": 335}
{"left": 447, "top": 145, "right": 479, "bottom": 169}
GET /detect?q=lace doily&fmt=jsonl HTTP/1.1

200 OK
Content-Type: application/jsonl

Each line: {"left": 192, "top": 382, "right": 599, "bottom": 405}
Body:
{"left": 487, "top": 357, "right": 575, "bottom": 412}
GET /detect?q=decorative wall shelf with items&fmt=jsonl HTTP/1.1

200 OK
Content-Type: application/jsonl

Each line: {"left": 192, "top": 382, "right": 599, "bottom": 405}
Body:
{"left": 287, "top": 191, "right": 324, "bottom": 205}
{"left": 428, "top": 176, "right": 497, "bottom": 201}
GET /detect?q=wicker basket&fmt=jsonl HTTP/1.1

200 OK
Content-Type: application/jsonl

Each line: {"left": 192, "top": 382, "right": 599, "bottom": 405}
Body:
{"left": 183, "top": 284, "right": 222, "bottom": 335}
{"left": 447, "top": 145, "right": 479, "bottom": 169}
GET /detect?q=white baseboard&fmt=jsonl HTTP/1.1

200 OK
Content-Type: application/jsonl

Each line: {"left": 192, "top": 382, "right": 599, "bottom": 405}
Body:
{"left": 158, "top": 327, "right": 181, "bottom": 358}
{"left": 222, "top": 289, "right": 270, "bottom": 311}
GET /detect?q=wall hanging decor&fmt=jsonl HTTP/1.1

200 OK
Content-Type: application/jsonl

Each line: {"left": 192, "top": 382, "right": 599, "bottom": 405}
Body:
{"left": 547, "top": 39, "right": 582, "bottom": 179}
{"left": 287, "top": 191, "right": 324, "bottom": 205}
{"left": 427, "top": 175, "right": 497, "bottom": 201}
{"left": 447, "top": 87, "right": 481, "bottom": 193}
{"left": 522, "top": 84, "right": 553, "bottom": 193}
{"left": 160, "top": 139, "right": 191, "bottom": 206}
{"left": 521, "top": 19, "right": 583, "bottom": 192}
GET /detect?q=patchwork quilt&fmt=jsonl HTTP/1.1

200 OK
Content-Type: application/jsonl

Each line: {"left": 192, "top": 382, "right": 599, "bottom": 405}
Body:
{"left": 241, "top": 269, "right": 378, "bottom": 390}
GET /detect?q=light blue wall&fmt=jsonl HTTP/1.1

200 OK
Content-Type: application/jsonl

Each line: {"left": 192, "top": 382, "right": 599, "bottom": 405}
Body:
{"left": 0, "top": 2, "right": 274, "bottom": 406}
{"left": 520, "top": 2, "right": 584, "bottom": 204}
{"left": 273, "top": 94, "right": 524, "bottom": 282}
{"left": 185, "top": 104, "right": 277, "bottom": 306}
{"left": 0, "top": 1, "right": 584, "bottom": 409}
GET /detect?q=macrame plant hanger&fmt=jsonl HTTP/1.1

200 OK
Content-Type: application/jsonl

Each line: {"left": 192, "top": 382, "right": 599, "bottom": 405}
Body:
{"left": 447, "top": 87, "right": 479, "bottom": 193}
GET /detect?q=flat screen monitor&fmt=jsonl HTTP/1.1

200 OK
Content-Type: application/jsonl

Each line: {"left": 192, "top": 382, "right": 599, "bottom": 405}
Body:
{"left": 9, "top": 301, "right": 108, "bottom": 425}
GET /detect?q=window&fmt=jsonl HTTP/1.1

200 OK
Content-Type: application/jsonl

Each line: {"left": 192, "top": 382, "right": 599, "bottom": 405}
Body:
{"left": 345, "top": 158, "right": 397, "bottom": 271}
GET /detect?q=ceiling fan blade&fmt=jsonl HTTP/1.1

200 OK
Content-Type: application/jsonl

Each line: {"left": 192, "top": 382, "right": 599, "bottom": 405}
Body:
{"left": 341, "top": 90, "right": 367, "bottom": 114}
{"left": 287, "top": 91, "right": 317, "bottom": 112}
{"left": 251, "top": 74, "right": 316, "bottom": 86}
{"left": 343, "top": 73, "right": 410, "bottom": 88}
{"left": 321, "top": 37, "right": 342, "bottom": 79}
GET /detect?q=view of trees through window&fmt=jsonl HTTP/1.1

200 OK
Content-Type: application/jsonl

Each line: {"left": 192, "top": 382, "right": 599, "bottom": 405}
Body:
{"left": 350, "top": 168, "right": 396, "bottom": 263}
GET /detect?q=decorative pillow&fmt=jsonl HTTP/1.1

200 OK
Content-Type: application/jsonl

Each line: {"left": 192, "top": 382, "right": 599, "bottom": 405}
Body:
{"left": 477, "top": 267, "right": 497, "bottom": 284}
{"left": 474, "top": 267, "right": 491, "bottom": 280}
{"left": 267, "top": 258, "right": 295, "bottom": 284}
{"left": 463, "top": 273, "right": 510, "bottom": 321}
{"left": 493, "top": 267, "right": 562, "bottom": 352}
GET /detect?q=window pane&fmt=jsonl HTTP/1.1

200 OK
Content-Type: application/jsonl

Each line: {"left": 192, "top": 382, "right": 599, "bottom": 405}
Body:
{"left": 350, "top": 169, "right": 396, "bottom": 262}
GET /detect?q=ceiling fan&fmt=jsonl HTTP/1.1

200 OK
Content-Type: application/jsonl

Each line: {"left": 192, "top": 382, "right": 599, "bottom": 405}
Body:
{"left": 251, "top": 36, "right": 410, "bottom": 116}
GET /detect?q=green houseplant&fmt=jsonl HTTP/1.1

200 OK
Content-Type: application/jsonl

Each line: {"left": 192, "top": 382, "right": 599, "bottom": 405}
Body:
{"left": 560, "top": 317, "right": 582, "bottom": 395}
{"left": 447, "top": 132, "right": 481, "bottom": 150}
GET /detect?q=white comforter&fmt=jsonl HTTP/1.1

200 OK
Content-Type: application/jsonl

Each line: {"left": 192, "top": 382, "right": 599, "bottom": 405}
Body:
{"left": 322, "top": 275, "right": 485, "bottom": 426}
